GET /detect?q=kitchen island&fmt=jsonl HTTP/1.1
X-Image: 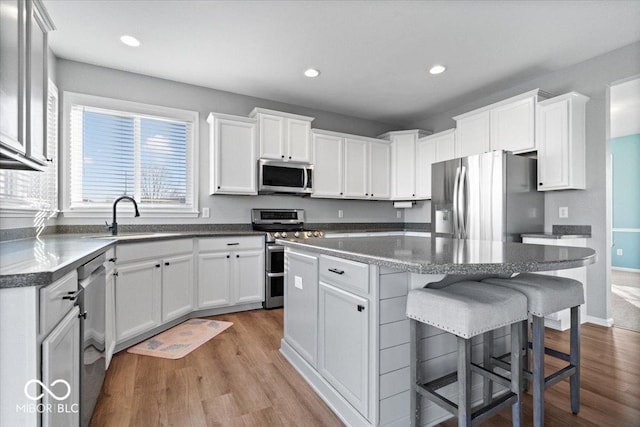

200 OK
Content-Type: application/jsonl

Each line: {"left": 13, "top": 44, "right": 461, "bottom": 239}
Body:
{"left": 276, "top": 235, "right": 596, "bottom": 427}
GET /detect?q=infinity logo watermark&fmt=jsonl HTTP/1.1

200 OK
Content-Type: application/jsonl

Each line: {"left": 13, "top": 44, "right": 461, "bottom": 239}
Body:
{"left": 16, "top": 379, "right": 78, "bottom": 415}
{"left": 24, "top": 379, "right": 71, "bottom": 401}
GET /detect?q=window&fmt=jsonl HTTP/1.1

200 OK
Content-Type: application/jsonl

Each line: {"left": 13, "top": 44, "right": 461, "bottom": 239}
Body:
{"left": 63, "top": 93, "right": 199, "bottom": 217}
{"left": 0, "top": 82, "right": 58, "bottom": 218}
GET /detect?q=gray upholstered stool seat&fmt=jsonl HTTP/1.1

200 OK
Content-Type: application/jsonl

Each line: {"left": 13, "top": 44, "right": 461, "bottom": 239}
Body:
{"left": 406, "top": 281, "right": 528, "bottom": 427}
{"left": 481, "top": 273, "right": 584, "bottom": 427}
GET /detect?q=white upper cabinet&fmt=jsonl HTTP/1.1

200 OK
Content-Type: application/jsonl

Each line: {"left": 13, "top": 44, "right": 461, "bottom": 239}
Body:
{"left": 313, "top": 129, "right": 390, "bottom": 200}
{"left": 312, "top": 130, "right": 344, "bottom": 198}
{"left": 207, "top": 112, "right": 257, "bottom": 195}
{"left": 343, "top": 138, "right": 368, "bottom": 198}
{"left": 0, "top": 0, "right": 54, "bottom": 170}
{"left": 415, "top": 129, "right": 455, "bottom": 200}
{"left": 368, "top": 140, "right": 391, "bottom": 199}
{"left": 250, "top": 108, "right": 314, "bottom": 162}
{"left": 379, "top": 130, "right": 431, "bottom": 200}
{"left": 454, "top": 89, "right": 547, "bottom": 158}
{"left": 536, "top": 92, "right": 589, "bottom": 191}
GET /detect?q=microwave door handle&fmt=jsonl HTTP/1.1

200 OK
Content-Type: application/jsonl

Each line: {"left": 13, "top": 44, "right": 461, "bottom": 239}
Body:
{"left": 302, "top": 168, "right": 308, "bottom": 190}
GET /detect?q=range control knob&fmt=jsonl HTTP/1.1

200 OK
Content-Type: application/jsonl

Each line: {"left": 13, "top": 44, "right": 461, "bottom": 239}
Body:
{"left": 313, "top": 231, "right": 320, "bottom": 237}
{"left": 281, "top": 232, "right": 288, "bottom": 238}
{"left": 318, "top": 231, "right": 324, "bottom": 238}
{"left": 274, "top": 232, "right": 281, "bottom": 238}
{"left": 294, "top": 231, "right": 300, "bottom": 238}
{"left": 305, "top": 232, "right": 312, "bottom": 238}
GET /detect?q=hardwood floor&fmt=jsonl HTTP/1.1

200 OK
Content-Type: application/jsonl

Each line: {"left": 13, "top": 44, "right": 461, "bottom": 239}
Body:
{"left": 91, "top": 310, "right": 640, "bottom": 427}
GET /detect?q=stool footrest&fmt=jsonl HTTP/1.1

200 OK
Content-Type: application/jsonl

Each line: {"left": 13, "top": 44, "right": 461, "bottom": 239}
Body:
{"left": 545, "top": 365, "right": 577, "bottom": 389}
{"left": 416, "top": 381, "right": 458, "bottom": 416}
{"left": 527, "top": 341, "right": 571, "bottom": 362}
{"left": 472, "top": 391, "right": 518, "bottom": 426}
{"left": 470, "top": 363, "right": 512, "bottom": 389}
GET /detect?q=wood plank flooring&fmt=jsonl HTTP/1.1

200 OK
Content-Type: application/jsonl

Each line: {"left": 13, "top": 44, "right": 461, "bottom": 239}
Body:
{"left": 91, "top": 309, "right": 640, "bottom": 427}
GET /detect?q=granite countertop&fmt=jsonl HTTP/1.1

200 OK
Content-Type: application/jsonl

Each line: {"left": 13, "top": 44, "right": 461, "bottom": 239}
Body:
{"left": 277, "top": 235, "right": 597, "bottom": 275}
{"left": 80, "top": 230, "right": 266, "bottom": 243}
{"left": 0, "top": 236, "right": 117, "bottom": 289}
{"left": 521, "top": 233, "right": 591, "bottom": 239}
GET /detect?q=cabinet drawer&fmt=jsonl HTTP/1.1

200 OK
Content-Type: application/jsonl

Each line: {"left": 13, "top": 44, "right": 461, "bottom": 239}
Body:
{"left": 116, "top": 239, "right": 194, "bottom": 262}
{"left": 198, "top": 236, "right": 264, "bottom": 252}
{"left": 40, "top": 271, "right": 79, "bottom": 337}
{"left": 319, "top": 255, "right": 368, "bottom": 294}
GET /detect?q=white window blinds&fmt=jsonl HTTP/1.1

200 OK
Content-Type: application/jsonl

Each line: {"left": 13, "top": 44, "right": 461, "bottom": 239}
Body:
{"left": 0, "top": 83, "right": 58, "bottom": 215}
{"left": 65, "top": 93, "right": 198, "bottom": 214}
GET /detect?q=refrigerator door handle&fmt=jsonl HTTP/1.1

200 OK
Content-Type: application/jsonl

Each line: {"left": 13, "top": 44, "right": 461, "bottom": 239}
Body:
{"left": 452, "top": 166, "right": 461, "bottom": 237}
{"left": 458, "top": 166, "right": 467, "bottom": 238}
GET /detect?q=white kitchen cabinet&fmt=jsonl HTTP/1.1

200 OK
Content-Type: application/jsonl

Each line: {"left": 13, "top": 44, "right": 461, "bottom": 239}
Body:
{"left": 344, "top": 138, "right": 368, "bottom": 198}
{"left": 454, "top": 89, "right": 546, "bottom": 158}
{"left": 197, "top": 237, "right": 265, "bottom": 309}
{"left": 368, "top": 140, "right": 391, "bottom": 199}
{"left": 285, "top": 250, "right": 319, "bottom": 367}
{"left": 312, "top": 130, "right": 344, "bottom": 198}
{"left": 490, "top": 95, "right": 536, "bottom": 153}
{"left": 536, "top": 92, "right": 589, "bottom": 191}
{"left": 161, "top": 254, "right": 194, "bottom": 322}
{"left": 415, "top": 129, "right": 456, "bottom": 200}
{"left": 104, "top": 249, "right": 116, "bottom": 368}
{"left": 250, "top": 108, "right": 314, "bottom": 162}
{"left": 207, "top": 112, "right": 257, "bottom": 195}
{"left": 454, "top": 110, "right": 490, "bottom": 158}
{"left": 379, "top": 129, "right": 431, "bottom": 200}
{"left": 522, "top": 236, "right": 588, "bottom": 330}
{"left": 114, "top": 259, "right": 162, "bottom": 342}
{"left": 41, "top": 306, "right": 81, "bottom": 427}
{"left": 318, "top": 282, "right": 370, "bottom": 417}
{"left": 0, "top": 0, "right": 54, "bottom": 170}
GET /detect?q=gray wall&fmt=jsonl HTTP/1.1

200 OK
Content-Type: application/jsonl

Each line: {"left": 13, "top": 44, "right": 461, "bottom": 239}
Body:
{"left": 408, "top": 41, "right": 640, "bottom": 322}
{"left": 49, "top": 59, "right": 404, "bottom": 227}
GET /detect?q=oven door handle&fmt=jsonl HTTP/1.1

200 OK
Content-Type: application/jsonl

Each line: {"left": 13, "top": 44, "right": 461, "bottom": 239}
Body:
{"left": 266, "top": 245, "right": 284, "bottom": 253}
{"left": 266, "top": 272, "right": 285, "bottom": 278}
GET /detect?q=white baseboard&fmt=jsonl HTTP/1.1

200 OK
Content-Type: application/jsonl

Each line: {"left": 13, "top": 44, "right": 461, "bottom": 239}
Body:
{"left": 585, "top": 316, "right": 614, "bottom": 327}
{"left": 612, "top": 267, "right": 640, "bottom": 273}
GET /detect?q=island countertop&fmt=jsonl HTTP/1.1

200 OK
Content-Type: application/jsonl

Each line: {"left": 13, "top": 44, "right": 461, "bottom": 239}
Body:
{"left": 276, "top": 235, "right": 597, "bottom": 274}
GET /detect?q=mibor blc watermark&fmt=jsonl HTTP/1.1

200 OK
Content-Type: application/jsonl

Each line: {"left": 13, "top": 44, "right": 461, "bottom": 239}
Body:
{"left": 16, "top": 379, "right": 79, "bottom": 414}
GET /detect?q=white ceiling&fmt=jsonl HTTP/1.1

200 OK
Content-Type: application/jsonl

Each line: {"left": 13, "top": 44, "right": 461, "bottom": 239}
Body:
{"left": 44, "top": 0, "right": 640, "bottom": 125}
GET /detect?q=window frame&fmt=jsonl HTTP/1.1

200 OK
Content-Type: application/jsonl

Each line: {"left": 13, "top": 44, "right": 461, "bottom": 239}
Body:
{"left": 61, "top": 92, "right": 199, "bottom": 218}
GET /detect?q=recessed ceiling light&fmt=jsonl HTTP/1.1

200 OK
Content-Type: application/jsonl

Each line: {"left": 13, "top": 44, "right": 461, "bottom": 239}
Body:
{"left": 304, "top": 68, "right": 321, "bottom": 78}
{"left": 429, "top": 64, "right": 447, "bottom": 75}
{"left": 120, "top": 35, "right": 141, "bottom": 47}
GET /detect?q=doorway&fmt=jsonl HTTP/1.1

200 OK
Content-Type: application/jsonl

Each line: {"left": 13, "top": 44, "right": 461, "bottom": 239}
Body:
{"left": 609, "top": 77, "right": 640, "bottom": 332}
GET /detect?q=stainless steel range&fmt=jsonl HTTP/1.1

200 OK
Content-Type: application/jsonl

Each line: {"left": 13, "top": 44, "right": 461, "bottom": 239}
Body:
{"left": 251, "top": 209, "right": 324, "bottom": 309}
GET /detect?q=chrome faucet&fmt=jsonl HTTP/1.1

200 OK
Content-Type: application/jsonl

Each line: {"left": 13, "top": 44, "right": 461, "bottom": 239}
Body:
{"left": 107, "top": 196, "right": 140, "bottom": 235}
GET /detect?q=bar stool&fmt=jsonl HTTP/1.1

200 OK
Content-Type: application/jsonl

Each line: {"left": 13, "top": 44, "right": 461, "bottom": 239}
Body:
{"left": 406, "top": 281, "right": 528, "bottom": 427}
{"left": 482, "top": 273, "right": 584, "bottom": 427}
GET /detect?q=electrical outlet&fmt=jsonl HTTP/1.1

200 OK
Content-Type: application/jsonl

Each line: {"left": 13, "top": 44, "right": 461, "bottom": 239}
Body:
{"left": 617, "top": 248, "right": 623, "bottom": 256}
{"left": 559, "top": 207, "right": 569, "bottom": 218}
{"left": 338, "top": 209, "right": 343, "bottom": 218}
{"left": 202, "top": 207, "right": 210, "bottom": 218}
{"left": 397, "top": 210, "right": 402, "bottom": 219}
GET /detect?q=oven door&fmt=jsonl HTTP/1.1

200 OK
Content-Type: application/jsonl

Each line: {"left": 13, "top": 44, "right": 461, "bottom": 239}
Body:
{"left": 266, "top": 245, "right": 284, "bottom": 273}
{"left": 259, "top": 160, "right": 313, "bottom": 194}
{"left": 265, "top": 272, "right": 284, "bottom": 309}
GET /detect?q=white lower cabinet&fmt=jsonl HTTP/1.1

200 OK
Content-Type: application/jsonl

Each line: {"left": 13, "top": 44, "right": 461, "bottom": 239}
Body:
{"left": 319, "top": 282, "right": 370, "bottom": 417}
{"left": 41, "top": 306, "right": 81, "bottom": 427}
{"left": 197, "top": 237, "right": 265, "bottom": 309}
{"left": 114, "top": 259, "right": 162, "bottom": 343}
{"left": 161, "top": 254, "right": 194, "bottom": 322}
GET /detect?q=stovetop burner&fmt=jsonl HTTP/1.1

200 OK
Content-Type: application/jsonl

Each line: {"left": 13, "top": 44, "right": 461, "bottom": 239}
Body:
{"left": 251, "top": 208, "right": 325, "bottom": 242}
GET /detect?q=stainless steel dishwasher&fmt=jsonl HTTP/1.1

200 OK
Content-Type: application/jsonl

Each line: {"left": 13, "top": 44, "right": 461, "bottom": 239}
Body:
{"left": 77, "top": 253, "right": 106, "bottom": 427}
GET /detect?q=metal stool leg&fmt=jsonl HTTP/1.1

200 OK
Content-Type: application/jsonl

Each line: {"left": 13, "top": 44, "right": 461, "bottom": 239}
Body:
{"left": 410, "top": 320, "right": 421, "bottom": 427}
{"left": 458, "top": 337, "right": 472, "bottom": 427}
{"left": 570, "top": 306, "right": 581, "bottom": 414}
{"left": 532, "top": 315, "right": 545, "bottom": 427}
{"left": 521, "top": 320, "right": 530, "bottom": 392}
{"left": 483, "top": 330, "right": 494, "bottom": 405}
{"left": 511, "top": 322, "right": 522, "bottom": 427}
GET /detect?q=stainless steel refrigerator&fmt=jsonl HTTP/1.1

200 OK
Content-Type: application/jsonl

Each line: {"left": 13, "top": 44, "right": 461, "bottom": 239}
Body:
{"left": 431, "top": 150, "right": 544, "bottom": 242}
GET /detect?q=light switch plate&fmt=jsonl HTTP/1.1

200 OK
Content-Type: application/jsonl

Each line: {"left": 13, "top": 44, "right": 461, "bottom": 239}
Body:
{"left": 338, "top": 210, "right": 343, "bottom": 218}
{"left": 294, "top": 276, "right": 303, "bottom": 289}
{"left": 617, "top": 249, "right": 623, "bottom": 256}
{"left": 202, "top": 207, "right": 210, "bottom": 218}
{"left": 559, "top": 207, "right": 568, "bottom": 218}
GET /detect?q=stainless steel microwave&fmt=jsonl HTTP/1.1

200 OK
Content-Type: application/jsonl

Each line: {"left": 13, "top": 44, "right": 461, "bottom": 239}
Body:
{"left": 258, "top": 159, "right": 313, "bottom": 195}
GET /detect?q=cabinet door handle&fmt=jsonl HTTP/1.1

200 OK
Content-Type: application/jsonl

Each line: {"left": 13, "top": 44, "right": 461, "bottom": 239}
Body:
{"left": 78, "top": 311, "right": 87, "bottom": 320}
{"left": 226, "top": 255, "right": 230, "bottom": 258}
{"left": 155, "top": 264, "right": 161, "bottom": 268}
{"left": 108, "top": 257, "right": 117, "bottom": 263}
{"left": 328, "top": 268, "right": 344, "bottom": 275}
{"left": 62, "top": 288, "right": 83, "bottom": 301}
{"left": 236, "top": 254, "right": 240, "bottom": 258}
{"left": 539, "top": 182, "right": 543, "bottom": 186}
{"left": 113, "top": 271, "right": 119, "bottom": 276}
{"left": 281, "top": 155, "right": 285, "bottom": 159}
{"left": 164, "top": 262, "right": 170, "bottom": 266}
{"left": 226, "top": 243, "right": 239, "bottom": 246}
{"left": 357, "top": 305, "right": 365, "bottom": 312}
